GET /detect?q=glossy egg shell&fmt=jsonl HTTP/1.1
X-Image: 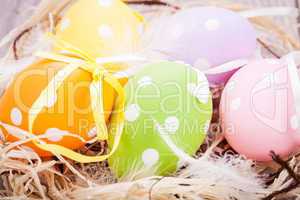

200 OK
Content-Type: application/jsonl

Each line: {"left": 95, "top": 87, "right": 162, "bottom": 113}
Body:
{"left": 220, "top": 59, "right": 300, "bottom": 161}
{"left": 55, "top": 0, "right": 143, "bottom": 72}
{"left": 109, "top": 61, "right": 213, "bottom": 177}
{"left": 0, "top": 60, "right": 125, "bottom": 156}
{"left": 151, "top": 7, "right": 256, "bottom": 68}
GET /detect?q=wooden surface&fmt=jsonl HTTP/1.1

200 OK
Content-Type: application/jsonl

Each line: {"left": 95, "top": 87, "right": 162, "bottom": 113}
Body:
{"left": 0, "top": 0, "right": 298, "bottom": 40}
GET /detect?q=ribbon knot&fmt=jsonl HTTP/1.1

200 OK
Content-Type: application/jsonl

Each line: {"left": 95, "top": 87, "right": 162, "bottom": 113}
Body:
{"left": 92, "top": 68, "right": 105, "bottom": 81}
{"left": 27, "top": 34, "right": 144, "bottom": 163}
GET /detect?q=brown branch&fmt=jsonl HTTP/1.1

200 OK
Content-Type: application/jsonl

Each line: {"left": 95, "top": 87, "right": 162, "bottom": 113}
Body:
{"left": 270, "top": 151, "right": 300, "bottom": 182}
{"left": 257, "top": 38, "right": 280, "bottom": 59}
{"left": 13, "top": 28, "right": 32, "bottom": 60}
{"left": 262, "top": 151, "right": 300, "bottom": 200}
{"left": 125, "top": 0, "right": 180, "bottom": 10}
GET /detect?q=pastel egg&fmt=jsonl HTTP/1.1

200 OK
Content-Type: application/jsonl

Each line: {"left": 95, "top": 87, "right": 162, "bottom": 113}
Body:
{"left": 220, "top": 59, "right": 300, "bottom": 161}
{"left": 108, "top": 61, "right": 212, "bottom": 177}
{"left": 0, "top": 60, "right": 125, "bottom": 156}
{"left": 55, "top": 0, "right": 143, "bottom": 71}
{"left": 149, "top": 7, "right": 256, "bottom": 85}
{"left": 151, "top": 7, "right": 257, "bottom": 67}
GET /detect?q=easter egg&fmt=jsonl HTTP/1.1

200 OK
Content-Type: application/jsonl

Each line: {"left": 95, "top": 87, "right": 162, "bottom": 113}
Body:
{"left": 151, "top": 7, "right": 257, "bottom": 67}
{"left": 55, "top": 0, "right": 143, "bottom": 71}
{"left": 149, "top": 7, "right": 256, "bottom": 84}
{"left": 220, "top": 59, "right": 300, "bottom": 161}
{"left": 0, "top": 60, "right": 124, "bottom": 156}
{"left": 109, "top": 61, "right": 212, "bottom": 177}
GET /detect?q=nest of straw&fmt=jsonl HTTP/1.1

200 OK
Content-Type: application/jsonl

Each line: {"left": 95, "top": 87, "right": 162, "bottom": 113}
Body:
{"left": 0, "top": 0, "right": 300, "bottom": 199}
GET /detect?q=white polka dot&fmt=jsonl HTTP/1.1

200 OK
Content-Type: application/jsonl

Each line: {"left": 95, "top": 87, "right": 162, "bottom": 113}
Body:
{"left": 44, "top": 128, "right": 68, "bottom": 142}
{"left": 231, "top": 98, "right": 241, "bottom": 111}
{"left": 98, "top": 0, "right": 113, "bottom": 7}
{"left": 204, "top": 19, "right": 220, "bottom": 31}
{"left": 187, "top": 83, "right": 210, "bottom": 104}
{"left": 194, "top": 58, "right": 211, "bottom": 70}
{"left": 10, "top": 108, "right": 22, "bottom": 126}
{"left": 138, "top": 76, "right": 153, "bottom": 87}
{"left": 98, "top": 25, "right": 113, "bottom": 39}
{"left": 125, "top": 104, "right": 140, "bottom": 122}
{"left": 142, "top": 148, "right": 159, "bottom": 167}
{"left": 88, "top": 127, "right": 97, "bottom": 138}
{"left": 164, "top": 116, "right": 179, "bottom": 134}
{"left": 290, "top": 115, "right": 299, "bottom": 130}
{"left": 60, "top": 18, "right": 70, "bottom": 32}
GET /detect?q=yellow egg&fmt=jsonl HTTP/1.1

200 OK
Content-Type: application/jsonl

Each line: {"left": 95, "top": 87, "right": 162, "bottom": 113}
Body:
{"left": 55, "top": 0, "right": 143, "bottom": 71}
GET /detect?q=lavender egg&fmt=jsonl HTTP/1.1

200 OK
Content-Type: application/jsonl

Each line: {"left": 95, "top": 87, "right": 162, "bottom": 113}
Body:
{"left": 151, "top": 7, "right": 257, "bottom": 68}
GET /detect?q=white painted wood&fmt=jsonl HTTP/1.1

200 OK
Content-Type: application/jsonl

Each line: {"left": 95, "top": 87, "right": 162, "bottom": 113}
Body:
{"left": 0, "top": 0, "right": 298, "bottom": 41}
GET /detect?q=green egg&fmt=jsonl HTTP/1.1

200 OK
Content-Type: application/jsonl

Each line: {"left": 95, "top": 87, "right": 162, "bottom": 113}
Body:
{"left": 108, "top": 61, "right": 212, "bottom": 177}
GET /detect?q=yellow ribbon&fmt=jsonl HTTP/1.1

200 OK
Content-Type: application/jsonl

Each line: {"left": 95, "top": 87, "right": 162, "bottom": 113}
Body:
{"left": 28, "top": 35, "right": 142, "bottom": 163}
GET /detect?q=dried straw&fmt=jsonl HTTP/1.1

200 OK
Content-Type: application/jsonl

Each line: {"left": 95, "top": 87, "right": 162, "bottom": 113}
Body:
{"left": 0, "top": 0, "right": 300, "bottom": 199}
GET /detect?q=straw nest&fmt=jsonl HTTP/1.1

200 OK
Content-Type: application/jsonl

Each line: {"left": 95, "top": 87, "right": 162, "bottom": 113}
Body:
{"left": 0, "top": 0, "right": 300, "bottom": 199}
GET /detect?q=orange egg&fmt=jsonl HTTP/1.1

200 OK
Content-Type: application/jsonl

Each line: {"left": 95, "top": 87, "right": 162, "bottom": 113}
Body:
{"left": 0, "top": 60, "right": 125, "bottom": 156}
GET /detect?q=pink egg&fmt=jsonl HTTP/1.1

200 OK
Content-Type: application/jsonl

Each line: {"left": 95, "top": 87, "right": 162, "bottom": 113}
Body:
{"left": 220, "top": 59, "right": 300, "bottom": 161}
{"left": 151, "top": 7, "right": 257, "bottom": 68}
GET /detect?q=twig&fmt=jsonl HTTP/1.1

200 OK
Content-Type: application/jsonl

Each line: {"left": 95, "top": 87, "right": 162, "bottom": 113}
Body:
{"left": 125, "top": 0, "right": 180, "bottom": 10}
{"left": 262, "top": 151, "right": 300, "bottom": 200}
{"left": 12, "top": 28, "right": 32, "bottom": 60}
{"left": 257, "top": 38, "right": 280, "bottom": 59}
{"left": 270, "top": 151, "right": 300, "bottom": 182}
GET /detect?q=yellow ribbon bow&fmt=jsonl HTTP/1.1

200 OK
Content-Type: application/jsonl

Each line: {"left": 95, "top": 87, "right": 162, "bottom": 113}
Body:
{"left": 29, "top": 35, "right": 144, "bottom": 163}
